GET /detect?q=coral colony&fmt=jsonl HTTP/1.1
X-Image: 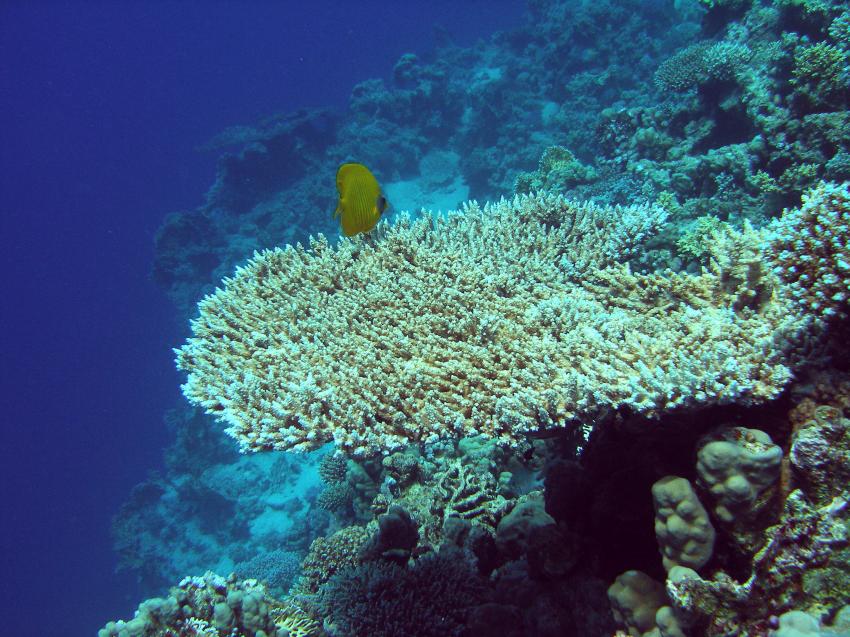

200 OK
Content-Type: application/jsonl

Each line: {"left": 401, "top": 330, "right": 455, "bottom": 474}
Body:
{"left": 104, "top": 1, "right": 850, "bottom": 635}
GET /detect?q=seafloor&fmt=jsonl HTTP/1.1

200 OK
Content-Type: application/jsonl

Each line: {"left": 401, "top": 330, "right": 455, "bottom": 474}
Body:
{"left": 103, "top": 0, "right": 850, "bottom": 635}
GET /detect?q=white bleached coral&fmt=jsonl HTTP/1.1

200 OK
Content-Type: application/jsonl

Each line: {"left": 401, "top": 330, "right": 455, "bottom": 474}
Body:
{"left": 176, "top": 190, "right": 820, "bottom": 456}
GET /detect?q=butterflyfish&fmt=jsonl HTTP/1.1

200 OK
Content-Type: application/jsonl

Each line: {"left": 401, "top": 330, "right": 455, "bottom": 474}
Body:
{"left": 334, "top": 162, "right": 389, "bottom": 237}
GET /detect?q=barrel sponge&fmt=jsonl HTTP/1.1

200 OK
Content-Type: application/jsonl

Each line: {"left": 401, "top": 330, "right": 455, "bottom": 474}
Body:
{"left": 176, "top": 191, "right": 813, "bottom": 456}
{"left": 652, "top": 476, "right": 716, "bottom": 572}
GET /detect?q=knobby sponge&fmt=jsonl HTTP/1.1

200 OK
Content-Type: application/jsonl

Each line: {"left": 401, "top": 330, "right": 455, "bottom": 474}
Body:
{"left": 607, "top": 570, "right": 667, "bottom": 637}
{"left": 176, "top": 186, "right": 840, "bottom": 456}
{"left": 652, "top": 476, "right": 716, "bottom": 572}
{"left": 696, "top": 427, "right": 782, "bottom": 524}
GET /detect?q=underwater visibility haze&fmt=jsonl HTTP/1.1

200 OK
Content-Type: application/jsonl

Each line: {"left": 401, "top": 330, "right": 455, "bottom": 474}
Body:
{"left": 3, "top": 0, "right": 850, "bottom": 636}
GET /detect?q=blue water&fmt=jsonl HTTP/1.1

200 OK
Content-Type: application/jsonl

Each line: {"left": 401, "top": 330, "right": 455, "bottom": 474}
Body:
{"left": 0, "top": 2, "right": 525, "bottom": 634}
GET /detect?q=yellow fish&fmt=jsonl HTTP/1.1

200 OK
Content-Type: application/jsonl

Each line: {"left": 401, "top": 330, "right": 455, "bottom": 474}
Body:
{"left": 334, "top": 163, "right": 389, "bottom": 237}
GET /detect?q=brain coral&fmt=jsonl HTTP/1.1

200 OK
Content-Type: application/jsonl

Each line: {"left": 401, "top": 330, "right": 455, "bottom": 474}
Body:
{"left": 176, "top": 191, "right": 816, "bottom": 456}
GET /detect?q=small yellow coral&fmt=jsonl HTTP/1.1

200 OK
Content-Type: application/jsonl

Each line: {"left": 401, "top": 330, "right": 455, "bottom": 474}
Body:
{"left": 272, "top": 602, "right": 323, "bottom": 637}
{"left": 676, "top": 215, "right": 724, "bottom": 260}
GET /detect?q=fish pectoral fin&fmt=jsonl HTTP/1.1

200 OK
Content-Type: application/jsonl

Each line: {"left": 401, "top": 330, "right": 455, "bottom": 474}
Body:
{"left": 333, "top": 203, "right": 343, "bottom": 219}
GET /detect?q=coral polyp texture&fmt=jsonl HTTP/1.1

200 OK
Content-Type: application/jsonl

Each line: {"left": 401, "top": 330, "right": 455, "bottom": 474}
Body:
{"left": 654, "top": 41, "right": 750, "bottom": 93}
{"left": 175, "top": 187, "right": 844, "bottom": 456}
{"left": 767, "top": 181, "right": 850, "bottom": 318}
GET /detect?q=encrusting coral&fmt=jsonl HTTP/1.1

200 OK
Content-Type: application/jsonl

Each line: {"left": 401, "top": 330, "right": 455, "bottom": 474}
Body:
{"left": 175, "top": 185, "right": 847, "bottom": 456}
{"left": 654, "top": 41, "right": 751, "bottom": 93}
{"left": 292, "top": 526, "right": 370, "bottom": 595}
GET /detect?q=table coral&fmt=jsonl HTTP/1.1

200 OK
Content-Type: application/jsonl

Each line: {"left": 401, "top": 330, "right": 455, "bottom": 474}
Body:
{"left": 176, "top": 185, "right": 842, "bottom": 456}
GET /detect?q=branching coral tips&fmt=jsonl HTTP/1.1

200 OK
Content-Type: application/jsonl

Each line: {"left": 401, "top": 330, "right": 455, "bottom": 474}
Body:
{"left": 334, "top": 162, "right": 389, "bottom": 236}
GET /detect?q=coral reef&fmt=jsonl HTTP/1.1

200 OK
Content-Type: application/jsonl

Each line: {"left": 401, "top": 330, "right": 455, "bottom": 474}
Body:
{"left": 590, "top": 0, "right": 850, "bottom": 237}
{"left": 151, "top": 0, "right": 689, "bottom": 312}
{"left": 110, "top": 370, "right": 850, "bottom": 635}
{"left": 604, "top": 372, "right": 850, "bottom": 636}
{"left": 152, "top": 0, "right": 850, "bottom": 316}
{"left": 112, "top": 2, "right": 850, "bottom": 635}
